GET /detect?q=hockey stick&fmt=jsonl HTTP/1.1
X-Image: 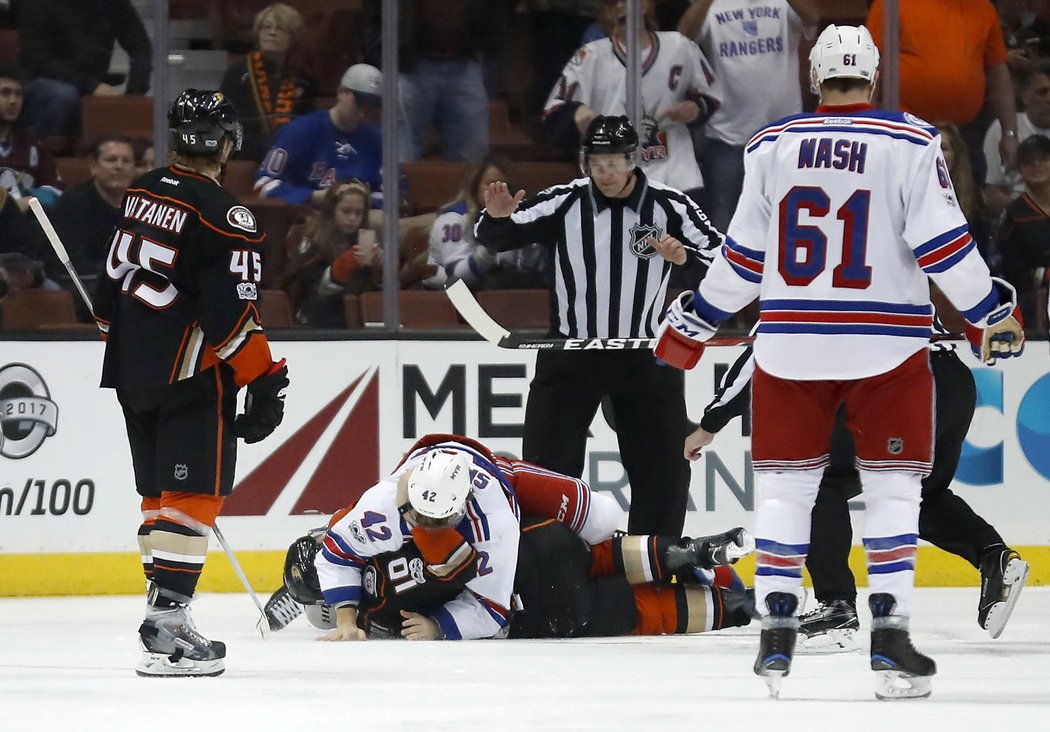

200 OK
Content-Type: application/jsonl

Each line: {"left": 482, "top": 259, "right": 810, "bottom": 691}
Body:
{"left": 445, "top": 279, "right": 752, "bottom": 351}
{"left": 29, "top": 198, "right": 271, "bottom": 638}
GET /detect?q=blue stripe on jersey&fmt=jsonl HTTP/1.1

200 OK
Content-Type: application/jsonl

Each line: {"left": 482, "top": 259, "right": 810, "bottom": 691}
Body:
{"left": 693, "top": 291, "right": 737, "bottom": 323}
{"left": 721, "top": 247, "right": 763, "bottom": 284}
{"left": 922, "top": 239, "right": 975, "bottom": 273}
{"left": 321, "top": 585, "right": 362, "bottom": 606}
{"left": 726, "top": 236, "right": 765, "bottom": 263}
{"left": 748, "top": 125, "right": 931, "bottom": 153}
{"left": 913, "top": 224, "right": 969, "bottom": 258}
{"left": 755, "top": 567, "right": 805, "bottom": 578}
{"left": 327, "top": 532, "right": 365, "bottom": 561}
{"left": 868, "top": 560, "right": 917, "bottom": 575}
{"left": 960, "top": 285, "right": 999, "bottom": 323}
{"left": 758, "top": 323, "right": 932, "bottom": 337}
{"left": 761, "top": 299, "right": 933, "bottom": 314}
{"left": 431, "top": 606, "right": 462, "bottom": 640}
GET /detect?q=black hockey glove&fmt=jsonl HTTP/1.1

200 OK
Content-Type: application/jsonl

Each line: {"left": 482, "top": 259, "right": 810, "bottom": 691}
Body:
{"left": 234, "top": 358, "right": 289, "bottom": 444}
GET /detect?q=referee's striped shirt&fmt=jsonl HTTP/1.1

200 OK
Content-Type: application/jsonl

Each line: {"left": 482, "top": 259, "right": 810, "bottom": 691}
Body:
{"left": 475, "top": 170, "right": 721, "bottom": 339}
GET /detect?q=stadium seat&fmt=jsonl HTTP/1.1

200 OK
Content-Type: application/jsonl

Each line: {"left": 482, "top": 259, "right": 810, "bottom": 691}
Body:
{"left": 80, "top": 97, "right": 154, "bottom": 149}
{"left": 0, "top": 289, "right": 78, "bottom": 330}
{"left": 55, "top": 157, "right": 94, "bottom": 188}
{"left": 257, "top": 289, "right": 294, "bottom": 328}
{"left": 402, "top": 160, "right": 468, "bottom": 214}
{"left": 477, "top": 289, "right": 549, "bottom": 330}
{"left": 222, "top": 159, "right": 260, "bottom": 199}
{"left": 511, "top": 161, "right": 578, "bottom": 196}
{"left": 359, "top": 290, "right": 463, "bottom": 329}
{"left": 343, "top": 294, "right": 362, "bottom": 329}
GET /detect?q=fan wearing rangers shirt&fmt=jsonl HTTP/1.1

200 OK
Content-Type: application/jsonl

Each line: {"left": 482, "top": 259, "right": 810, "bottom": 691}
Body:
{"left": 307, "top": 434, "right": 754, "bottom": 641}
{"left": 542, "top": 0, "right": 721, "bottom": 198}
{"left": 656, "top": 25, "right": 1025, "bottom": 700}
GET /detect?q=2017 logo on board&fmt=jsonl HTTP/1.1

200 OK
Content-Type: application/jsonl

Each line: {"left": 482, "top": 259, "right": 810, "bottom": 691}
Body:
{"left": 0, "top": 364, "right": 59, "bottom": 460}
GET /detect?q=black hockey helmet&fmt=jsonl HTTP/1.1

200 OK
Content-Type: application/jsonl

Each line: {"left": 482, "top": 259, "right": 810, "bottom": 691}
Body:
{"left": 581, "top": 115, "right": 639, "bottom": 156}
{"left": 283, "top": 535, "right": 324, "bottom": 605}
{"left": 579, "top": 115, "right": 639, "bottom": 176}
{"left": 168, "top": 89, "right": 243, "bottom": 155}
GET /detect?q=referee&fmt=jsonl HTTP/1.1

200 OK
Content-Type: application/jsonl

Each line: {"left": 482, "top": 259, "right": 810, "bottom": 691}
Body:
{"left": 475, "top": 115, "right": 721, "bottom": 535}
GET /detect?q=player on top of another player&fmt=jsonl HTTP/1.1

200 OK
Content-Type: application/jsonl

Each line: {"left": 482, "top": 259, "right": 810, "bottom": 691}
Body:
{"left": 657, "top": 24, "right": 1024, "bottom": 701}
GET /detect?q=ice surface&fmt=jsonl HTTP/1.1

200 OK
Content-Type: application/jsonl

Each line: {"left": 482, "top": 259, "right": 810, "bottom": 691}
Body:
{"left": 1, "top": 588, "right": 1047, "bottom": 731}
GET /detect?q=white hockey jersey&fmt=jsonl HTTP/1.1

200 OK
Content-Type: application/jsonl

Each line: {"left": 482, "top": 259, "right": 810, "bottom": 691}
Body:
{"left": 544, "top": 31, "right": 721, "bottom": 191}
{"left": 694, "top": 105, "right": 1002, "bottom": 380}
{"left": 315, "top": 440, "right": 521, "bottom": 640}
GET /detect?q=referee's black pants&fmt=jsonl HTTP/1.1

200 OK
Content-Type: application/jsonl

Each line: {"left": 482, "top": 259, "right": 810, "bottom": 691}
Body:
{"left": 522, "top": 349, "right": 692, "bottom": 536}
{"left": 807, "top": 350, "right": 1006, "bottom": 605}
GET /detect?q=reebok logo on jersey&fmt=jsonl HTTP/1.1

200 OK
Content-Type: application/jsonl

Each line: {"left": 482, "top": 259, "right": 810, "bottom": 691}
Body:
{"left": 160, "top": 177, "right": 180, "bottom": 186}
{"left": 227, "top": 205, "right": 258, "bottom": 233}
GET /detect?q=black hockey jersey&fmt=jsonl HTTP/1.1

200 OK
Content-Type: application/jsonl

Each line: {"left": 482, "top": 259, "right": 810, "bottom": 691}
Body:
{"left": 94, "top": 165, "right": 273, "bottom": 390}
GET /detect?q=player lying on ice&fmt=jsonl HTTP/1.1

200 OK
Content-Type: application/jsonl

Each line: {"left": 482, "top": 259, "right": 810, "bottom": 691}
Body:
{"left": 263, "top": 433, "right": 756, "bottom": 640}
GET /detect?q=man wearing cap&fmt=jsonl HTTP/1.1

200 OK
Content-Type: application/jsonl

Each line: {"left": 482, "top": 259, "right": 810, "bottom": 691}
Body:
{"left": 254, "top": 63, "right": 389, "bottom": 209}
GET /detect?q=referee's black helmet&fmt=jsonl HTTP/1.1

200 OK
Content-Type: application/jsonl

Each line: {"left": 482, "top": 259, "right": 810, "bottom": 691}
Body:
{"left": 581, "top": 115, "right": 639, "bottom": 155}
{"left": 168, "top": 89, "right": 243, "bottom": 155}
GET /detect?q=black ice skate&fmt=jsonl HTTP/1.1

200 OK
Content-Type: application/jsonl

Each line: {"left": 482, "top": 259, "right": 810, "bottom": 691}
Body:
{"left": 753, "top": 591, "right": 799, "bottom": 699}
{"left": 264, "top": 585, "right": 304, "bottom": 632}
{"left": 137, "top": 604, "right": 226, "bottom": 677}
{"left": 978, "top": 547, "right": 1029, "bottom": 639}
{"left": 798, "top": 599, "right": 861, "bottom": 654}
{"left": 868, "top": 593, "right": 935, "bottom": 700}
{"left": 666, "top": 527, "right": 756, "bottom": 571}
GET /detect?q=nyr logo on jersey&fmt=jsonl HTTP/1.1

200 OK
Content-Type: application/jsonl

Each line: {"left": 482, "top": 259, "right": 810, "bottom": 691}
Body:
{"left": 0, "top": 364, "right": 59, "bottom": 460}
{"left": 227, "top": 206, "right": 258, "bottom": 234}
{"left": 629, "top": 223, "right": 663, "bottom": 259}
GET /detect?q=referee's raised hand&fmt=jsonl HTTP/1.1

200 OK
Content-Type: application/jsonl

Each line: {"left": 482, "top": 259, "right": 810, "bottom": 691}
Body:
{"left": 482, "top": 181, "right": 526, "bottom": 218}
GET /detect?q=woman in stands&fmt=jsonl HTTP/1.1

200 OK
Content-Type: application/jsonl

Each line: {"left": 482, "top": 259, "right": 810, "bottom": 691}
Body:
{"left": 219, "top": 2, "right": 315, "bottom": 161}
{"left": 420, "top": 155, "right": 547, "bottom": 291}
{"left": 281, "top": 179, "right": 381, "bottom": 327}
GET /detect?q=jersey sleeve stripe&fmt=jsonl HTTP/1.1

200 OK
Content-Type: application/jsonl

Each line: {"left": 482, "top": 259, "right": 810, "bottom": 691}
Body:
{"left": 321, "top": 585, "right": 362, "bottom": 606}
{"left": 959, "top": 285, "right": 998, "bottom": 323}
{"left": 915, "top": 230, "right": 975, "bottom": 273}
{"left": 431, "top": 606, "right": 462, "bottom": 640}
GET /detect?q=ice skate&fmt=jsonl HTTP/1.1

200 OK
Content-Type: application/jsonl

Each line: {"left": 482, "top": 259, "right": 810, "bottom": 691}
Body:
{"left": 798, "top": 599, "right": 861, "bottom": 654}
{"left": 978, "top": 547, "right": 1029, "bottom": 639}
{"left": 666, "top": 527, "right": 756, "bottom": 571}
{"left": 868, "top": 593, "right": 935, "bottom": 700}
{"left": 753, "top": 592, "right": 799, "bottom": 699}
{"left": 137, "top": 604, "right": 226, "bottom": 678}
{"left": 264, "top": 585, "right": 303, "bottom": 631}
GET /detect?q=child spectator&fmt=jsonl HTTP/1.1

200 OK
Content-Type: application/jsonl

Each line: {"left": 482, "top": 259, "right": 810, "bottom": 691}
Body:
{"left": 999, "top": 133, "right": 1050, "bottom": 324}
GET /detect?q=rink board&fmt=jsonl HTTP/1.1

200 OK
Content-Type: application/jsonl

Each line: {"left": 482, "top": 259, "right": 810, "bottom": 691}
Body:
{"left": 1, "top": 338, "right": 1047, "bottom": 595}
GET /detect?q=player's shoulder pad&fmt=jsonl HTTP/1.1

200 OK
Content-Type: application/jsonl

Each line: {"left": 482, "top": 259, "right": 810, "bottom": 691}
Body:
{"left": 193, "top": 180, "right": 263, "bottom": 242}
{"left": 745, "top": 111, "right": 816, "bottom": 150}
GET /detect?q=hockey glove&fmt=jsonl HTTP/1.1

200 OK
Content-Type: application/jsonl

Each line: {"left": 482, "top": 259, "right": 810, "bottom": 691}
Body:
{"left": 655, "top": 290, "right": 719, "bottom": 370}
{"left": 234, "top": 358, "right": 289, "bottom": 444}
{"left": 964, "top": 278, "right": 1025, "bottom": 365}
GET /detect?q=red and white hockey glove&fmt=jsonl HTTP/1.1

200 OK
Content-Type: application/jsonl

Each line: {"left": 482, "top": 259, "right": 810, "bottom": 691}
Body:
{"left": 965, "top": 278, "right": 1025, "bottom": 365}
{"left": 655, "top": 291, "right": 719, "bottom": 370}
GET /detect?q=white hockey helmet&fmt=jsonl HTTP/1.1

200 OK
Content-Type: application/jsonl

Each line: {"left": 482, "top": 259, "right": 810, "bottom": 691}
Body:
{"left": 407, "top": 449, "right": 472, "bottom": 521}
{"left": 809, "top": 24, "right": 880, "bottom": 93}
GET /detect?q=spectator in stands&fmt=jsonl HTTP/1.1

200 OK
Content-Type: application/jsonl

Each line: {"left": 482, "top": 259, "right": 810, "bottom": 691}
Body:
{"left": 997, "top": 0, "right": 1050, "bottom": 78}
{"left": 0, "top": 63, "right": 63, "bottom": 210}
{"left": 677, "top": 0, "right": 819, "bottom": 233}
{"left": 421, "top": 155, "right": 547, "bottom": 291}
{"left": 131, "top": 137, "right": 154, "bottom": 179}
{"left": 47, "top": 134, "right": 135, "bottom": 320}
{"left": 867, "top": 0, "right": 1018, "bottom": 185}
{"left": 542, "top": 0, "right": 721, "bottom": 202}
{"left": 984, "top": 59, "right": 1050, "bottom": 214}
{"left": 281, "top": 179, "right": 381, "bottom": 327}
{"left": 999, "top": 133, "right": 1050, "bottom": 323}
{"left": 254, "top": 64, "right": 391, "bottom": 210}
{"left": 18, "top": 0, "right": 151, "bottom": 149}
{"left": 219, "top": 3, "right": 316, "bottom": 162}
{"left": 935, "top": 121, "right": 1001, "bottom": 272}
{"left": 362, "top": 0, "right": 502, "bottom": 163}
{"left": 526, "top": 1, "right": 602, "bottom": 120}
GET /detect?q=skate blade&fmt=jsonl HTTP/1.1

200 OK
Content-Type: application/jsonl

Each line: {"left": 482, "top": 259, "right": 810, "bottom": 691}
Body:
{"left": 985, "top": 558, "right": 1030, "bottom": 640}
{"left": 874, "top": 670, "right": 932, "bottom": 700}
{"left": 136, "top": 652, "right": 225, "bottom": 678}
{"left": 762, "top": 670, "right": 786, "bottom": 699}
{"left": 798, "top": 627, "right": 861, "bottom": 655}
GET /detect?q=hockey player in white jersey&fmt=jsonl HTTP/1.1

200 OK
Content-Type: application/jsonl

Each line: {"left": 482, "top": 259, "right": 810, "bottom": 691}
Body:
{"left": 655, "top": 25, "right": 1025, "bottom": 700}
{"left": 542, "top": 0, "right": 721, "bottom": 197}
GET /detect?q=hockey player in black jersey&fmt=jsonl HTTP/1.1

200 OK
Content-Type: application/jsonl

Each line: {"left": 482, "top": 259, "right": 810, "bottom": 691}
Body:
{"left": 94, "top": 89, "right": 290, "bottom": 677}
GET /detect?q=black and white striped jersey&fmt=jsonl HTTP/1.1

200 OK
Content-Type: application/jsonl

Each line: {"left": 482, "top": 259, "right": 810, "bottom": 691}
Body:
{"left": 475, "top": 170, "right": 721, "bottom": 339}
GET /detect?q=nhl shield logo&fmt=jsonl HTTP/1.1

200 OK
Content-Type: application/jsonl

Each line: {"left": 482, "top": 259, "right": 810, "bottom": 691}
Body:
{"left": 174, "top": 463, "right": 189, "bottom": 480}
{"left": 887, "top": 437, "right": 904, "bottom": 455}
{"left": 629, "top": 223, "right": 662, "bottom": 259}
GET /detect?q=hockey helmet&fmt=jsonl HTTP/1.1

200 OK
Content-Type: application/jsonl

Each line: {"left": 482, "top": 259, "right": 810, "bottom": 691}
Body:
{"left": 580, "top": 115, "right": 639, "bottom": 176}
{"left": 407, "top": 449, "right": 472, "bottom": 522}
{"left": 809, "top": 24, "right": 880, "bottom": 93}
{"left": 283, "top": 535, "right": 324, "bottom": 605}
{"left": 168, "top": 89, "right": 243, "bottom": 155}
